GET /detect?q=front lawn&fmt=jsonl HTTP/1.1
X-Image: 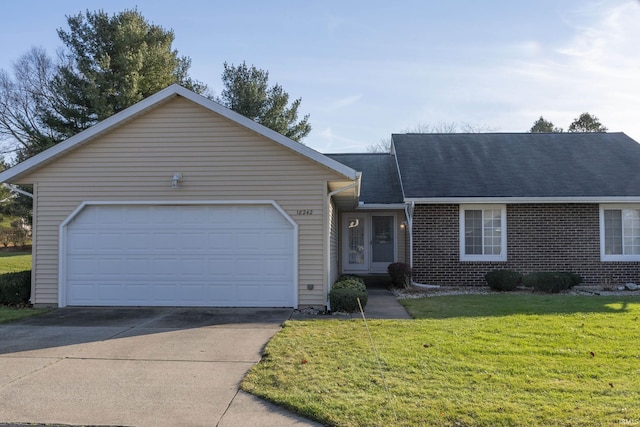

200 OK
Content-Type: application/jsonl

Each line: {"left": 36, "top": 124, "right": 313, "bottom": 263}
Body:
{"left": 0, "top": 306, "right": 48, "bottom": 323}
{"left": 0, "top": 252, "right": 32, "bottom": 274}
{"left": 243, "top": 294, "right": 640, "bottom": 426}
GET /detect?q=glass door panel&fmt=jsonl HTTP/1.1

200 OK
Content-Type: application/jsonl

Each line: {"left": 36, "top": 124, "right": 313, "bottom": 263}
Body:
{"left": 371, "top": 215, "right": 395, "bottom": 271}
{"left": 344, "top": 216, "right": 368, "bottom": 271}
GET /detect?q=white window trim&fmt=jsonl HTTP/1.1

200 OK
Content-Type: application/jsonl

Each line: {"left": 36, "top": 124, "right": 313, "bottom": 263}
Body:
{"left": 459, "top": 204, "right": 507, "bottom": 262}
{"left": 599, "top": 204, "right": 640, "bottom": 262}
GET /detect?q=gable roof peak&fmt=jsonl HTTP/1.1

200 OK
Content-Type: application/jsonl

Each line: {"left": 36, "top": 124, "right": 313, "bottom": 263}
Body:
{"left": 0, "top": 84, "right": 357, "bottom": 183}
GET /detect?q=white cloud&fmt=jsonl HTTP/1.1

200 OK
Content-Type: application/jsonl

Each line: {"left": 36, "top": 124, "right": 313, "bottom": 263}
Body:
{"left": 330, "top": 94, "right": 362, "bottom": 110}
{"left": 443, "top": 0, "right": 640, "bottom": 138}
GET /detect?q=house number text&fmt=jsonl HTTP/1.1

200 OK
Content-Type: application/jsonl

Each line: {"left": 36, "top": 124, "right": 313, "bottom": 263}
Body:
{"left": 297, "top": 209, "right": 313, "bottom": 215}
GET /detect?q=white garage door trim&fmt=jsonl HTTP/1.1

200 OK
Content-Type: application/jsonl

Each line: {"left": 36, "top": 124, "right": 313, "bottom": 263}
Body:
{"left": 58, "top": 200, "right": 298, "bottom": 308}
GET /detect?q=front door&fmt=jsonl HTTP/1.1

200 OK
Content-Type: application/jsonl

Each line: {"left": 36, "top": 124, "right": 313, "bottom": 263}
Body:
{"left": 344, "top": 215, "right": 368, "bottom": 271}
{"left": 342, "top": 213, "right": 396, "bottom": 273}
{"left": 371, "top": 215, "right": 395, "bottom": 272}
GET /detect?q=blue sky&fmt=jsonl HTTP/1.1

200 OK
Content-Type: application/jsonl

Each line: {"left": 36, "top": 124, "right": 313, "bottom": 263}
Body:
{"left": 1, "top": 0, "right": 639, "bottom": 153}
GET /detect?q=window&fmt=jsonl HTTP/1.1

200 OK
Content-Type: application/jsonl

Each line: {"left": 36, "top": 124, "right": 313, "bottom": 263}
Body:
{"left": 460, "top": 205, "right": 507, "bottom": 261}
{"left": 600, "top": 205, "right": 640, "bottom": 261}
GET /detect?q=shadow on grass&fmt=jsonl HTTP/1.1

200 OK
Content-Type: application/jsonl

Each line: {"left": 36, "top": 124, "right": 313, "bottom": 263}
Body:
{"left": 400, "top": 294, "right": 640, "bottom": 319}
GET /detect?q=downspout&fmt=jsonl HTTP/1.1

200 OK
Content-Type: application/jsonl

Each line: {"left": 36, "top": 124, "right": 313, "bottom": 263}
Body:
{"left": 326, "top": 174, "right": 361, "bottom": 310}
{"left": 405, "top": 201, "right": 414, "bottom": 269}
{"left": 406, "top": 200, "right": 439, "bottom": 289}
{"left": 3, "top": 183, "right": 34, "bottom": 198}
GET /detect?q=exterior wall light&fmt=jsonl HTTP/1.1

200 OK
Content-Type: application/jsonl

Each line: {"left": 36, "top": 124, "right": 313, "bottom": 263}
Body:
{"left": 171, "top": 173, "right": 183, "bottom": 189}
{"left": 400, "top": 221, "right": 408, "bottom": 229}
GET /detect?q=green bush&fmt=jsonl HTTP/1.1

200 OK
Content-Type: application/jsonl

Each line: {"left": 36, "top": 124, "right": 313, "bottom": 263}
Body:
{"left": 0, "top": 270, "right": 31, "bottom": 305}
{"left": 330, "top": 278, "right": 367, "bottom": 312}
{"left": 333, "top": 278, "right": 366, "bottom": 292}
{"left": 388, "top": 262, "right": 412, "bottom": 288}
{"left": 522, "top": 272, "right": 582, "bottom": 293}
{"left": 485, "top": 270, "right": 522, "bottom": 291}
{"left": 336, "top": 274, "right": 365, "bottom": 286}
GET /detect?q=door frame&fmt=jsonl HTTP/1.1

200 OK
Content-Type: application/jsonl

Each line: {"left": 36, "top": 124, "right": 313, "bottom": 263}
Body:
{"left": 341, "top": 212, "right": 397, "bottom": 274}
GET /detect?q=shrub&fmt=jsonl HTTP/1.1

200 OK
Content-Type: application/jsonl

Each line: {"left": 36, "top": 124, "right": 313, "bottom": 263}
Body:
{"left": 485, "top": 270, "right": 522, "bottom": 291}
{"left": 0, "top": 227, "right": 10, "bottom": 248}
{"left": 332, "top": 278, "right": 366, "bottom": 293}
{"left": 330, "top": 278, "right": 367, "bottom": 312}
{"left": 388, "top": 262, "right": 412, "bottom": 288}
{"left": 336, "top": 274, "right": 365, "bottom": 286}
{"left": 0, "top": 270, "right": 31, "bottom": 305}
{"left": 522, "top": 272, "right": 582, "bottom": 293}
{"left": 10, "top": 227, "right": 29, "bottom": 247}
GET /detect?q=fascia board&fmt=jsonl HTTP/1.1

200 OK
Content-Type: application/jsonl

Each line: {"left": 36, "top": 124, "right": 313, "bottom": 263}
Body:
{"left": 405, "top": 196, "right": 640, "bottom": 204}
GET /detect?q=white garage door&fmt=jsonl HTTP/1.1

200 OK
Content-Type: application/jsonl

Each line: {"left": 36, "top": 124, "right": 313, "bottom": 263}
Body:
{"left": 63, "top": 204, "right": 295, "bottom": 307}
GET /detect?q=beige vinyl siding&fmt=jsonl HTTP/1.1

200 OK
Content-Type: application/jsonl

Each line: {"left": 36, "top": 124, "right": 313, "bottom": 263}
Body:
{"left": 21, "top": 96, "right": 349, "bottom": 307}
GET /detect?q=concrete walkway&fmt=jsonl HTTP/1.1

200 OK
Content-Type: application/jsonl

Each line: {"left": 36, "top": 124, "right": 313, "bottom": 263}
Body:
{"left": 290, "top": 288, "right": 412, "bottom": 320}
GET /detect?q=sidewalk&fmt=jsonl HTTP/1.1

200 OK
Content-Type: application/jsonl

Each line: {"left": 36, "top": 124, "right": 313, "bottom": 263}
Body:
{"left": 290, "top": 288, "right": 411, "bottom": 320}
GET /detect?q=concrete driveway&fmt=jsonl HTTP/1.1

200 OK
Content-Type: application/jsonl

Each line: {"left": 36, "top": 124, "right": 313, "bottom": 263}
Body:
{"left": 0, "top": 307, "right": 322, "bottom": 427}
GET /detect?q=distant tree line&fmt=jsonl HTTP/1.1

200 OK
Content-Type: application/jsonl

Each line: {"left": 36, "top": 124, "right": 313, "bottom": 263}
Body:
{"left": 529, "top": 113, "right": 607, "bottom": 133}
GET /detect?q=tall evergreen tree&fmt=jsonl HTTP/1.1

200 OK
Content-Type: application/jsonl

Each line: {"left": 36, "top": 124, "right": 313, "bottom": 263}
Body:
{"left": 219, "top": 62, "right": 311, "bottom": 142}
{"left": 46, "top": 9, "right": 206, "bottom": 140}
{"left": 0, "top": 9, "right": 205, "bottom": 163}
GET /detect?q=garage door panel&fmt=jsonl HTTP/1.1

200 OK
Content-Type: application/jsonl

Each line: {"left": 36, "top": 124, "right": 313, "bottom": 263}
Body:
{"left": 207, "top": 258, "right": 235, "bottom": 277}
{"left": 65, "top": 204, "right": 295, "bottom": 307}
{"left": 67, "top": 257, "right": 98, "bottom": 276}
{"left": 68, "top": 283, "right": 96, "bottom": 303}
{"left": 207, "top": 232, "right": 235, "bottom": 250}
{"left": 235, "top": 232, "right": 263, "bottom": 250}
{"left": 263, "top": 232, "right": 292, "bottom": 252}
{"left": 263, "top": 257, "right": 291, "bottom": 277}
{"left": 97, "top": 284, "right": 124, "bottom": 303}
{"left": 124, "top": 283, "right": 151, "bottom": 302}
{"left": 181, "top": 258, "right": 207, "bottom": 277}
{"left": 68, "top": 232, "right": 99, "bottom": 251}
{"left": 124, "top": 207, "right": 149, "bottom": 224}
{"left": 235, "top": 206, "right": 263, "bottom": 223}
{"left": 180, "top": 233, "right": 207, "bottom": 250}
{"left": 123, "top": 258, "right": 152, "bottom": 276}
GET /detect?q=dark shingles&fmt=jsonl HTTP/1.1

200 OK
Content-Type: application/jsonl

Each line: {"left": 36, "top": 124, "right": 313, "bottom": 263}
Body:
{"left": 326, "top": 153, "right": 404, "bottom": 204}
{"left": 392, "top": 132, "right": 640, "bottom": 199}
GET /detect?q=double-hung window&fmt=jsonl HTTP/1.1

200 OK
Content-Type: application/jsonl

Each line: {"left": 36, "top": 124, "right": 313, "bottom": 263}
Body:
{"left": 600, "top": 205, "right": 640, "bottom": 261}
{"left": 460, "top": 205, "right": 507, "bottom": 261}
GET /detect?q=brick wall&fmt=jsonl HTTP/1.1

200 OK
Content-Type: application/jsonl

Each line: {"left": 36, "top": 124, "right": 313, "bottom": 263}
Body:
{"left": 412, "top": 203, "right": 639, "bottom": 287}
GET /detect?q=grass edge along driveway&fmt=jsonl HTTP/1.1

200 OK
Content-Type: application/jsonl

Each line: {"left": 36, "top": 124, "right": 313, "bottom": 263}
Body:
{"left": 0, "top": 307, "right": 48, "bottom": 323}
{"left": 242, "top": 294, "right": 640, "bottom": 427}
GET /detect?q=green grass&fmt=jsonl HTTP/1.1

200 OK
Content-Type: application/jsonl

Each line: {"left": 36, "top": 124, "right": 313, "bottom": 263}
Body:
{"left": 243, "top": 295, "right": 640, "bottom": 426}
{"left": 0, "top": 306, "right": 48, "bottom": 323}
{"left": 0, "top": 252, "right": 32, "bottom": 274}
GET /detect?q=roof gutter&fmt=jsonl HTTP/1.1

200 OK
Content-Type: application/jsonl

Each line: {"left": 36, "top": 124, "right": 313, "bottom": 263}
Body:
{"left": 357, "top": 203, "right": 407, "bottom": 210}
{"left": 2, "top": 183, "right": 33, "bottom": 199}
{"left": 405, "top": 196, "right": 640, "bottom": 204}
